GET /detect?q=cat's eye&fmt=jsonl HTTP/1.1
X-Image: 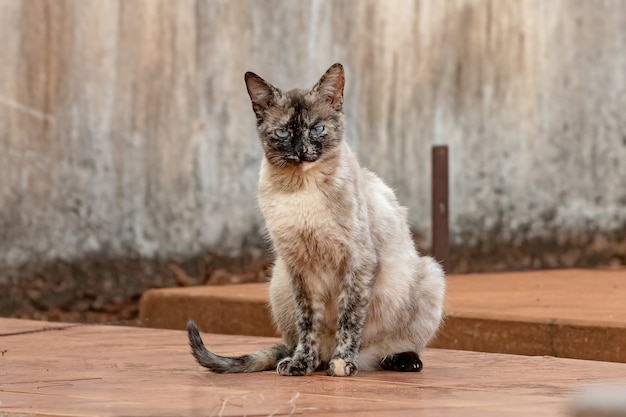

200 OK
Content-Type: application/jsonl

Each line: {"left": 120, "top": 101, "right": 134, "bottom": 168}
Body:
{"left": 275, "top": 129, "right": 290, "bottom": 138}
{"left": 310, "top": 125, "right": 325, "bottom": 136}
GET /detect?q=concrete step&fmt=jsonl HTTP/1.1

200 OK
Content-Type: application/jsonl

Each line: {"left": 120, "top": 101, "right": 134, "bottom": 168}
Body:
{"left": 139, "top": 268, "right": 626, "bottom": 363}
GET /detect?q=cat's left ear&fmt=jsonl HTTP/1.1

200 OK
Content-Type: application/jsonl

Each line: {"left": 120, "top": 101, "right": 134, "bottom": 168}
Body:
{"left": 312, "top": 63, "right": 345, "bottom": 111}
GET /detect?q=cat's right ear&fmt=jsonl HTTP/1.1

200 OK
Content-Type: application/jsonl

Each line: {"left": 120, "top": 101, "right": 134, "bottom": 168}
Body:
{"left": 244, "top": 72, "right": 278, "bottom": 119}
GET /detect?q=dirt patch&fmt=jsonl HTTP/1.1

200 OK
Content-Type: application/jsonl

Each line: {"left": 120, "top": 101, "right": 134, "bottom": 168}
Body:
{"left": 1, "top": 252, "right": 271, "bottom": 324}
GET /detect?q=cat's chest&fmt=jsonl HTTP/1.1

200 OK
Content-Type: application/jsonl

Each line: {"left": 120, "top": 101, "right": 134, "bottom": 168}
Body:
{"left": 259, "top": 186, "right": 349, "bottom": 267}
{"left": 260, "top": 186, "right": 337, "bottom": 235}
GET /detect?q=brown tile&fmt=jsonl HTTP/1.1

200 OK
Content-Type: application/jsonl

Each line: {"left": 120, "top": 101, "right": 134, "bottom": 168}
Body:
{"left": 2, "top": 318, "right": 626, "bottom": 417}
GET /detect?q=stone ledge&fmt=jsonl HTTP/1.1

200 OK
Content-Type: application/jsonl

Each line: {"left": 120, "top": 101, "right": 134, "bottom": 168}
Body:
{"left": 139, "top": 268, "right": 626, "bottom": 362}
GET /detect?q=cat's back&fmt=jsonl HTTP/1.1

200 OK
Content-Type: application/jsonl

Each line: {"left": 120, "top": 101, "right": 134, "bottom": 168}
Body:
{"left": 359, "top": 167, "right": 407, "bottom": 225}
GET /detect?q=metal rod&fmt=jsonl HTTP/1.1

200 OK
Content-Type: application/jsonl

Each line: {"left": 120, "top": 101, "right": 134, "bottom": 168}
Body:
{"left": 432, "top": 145, "right": 449, "bottom": 272}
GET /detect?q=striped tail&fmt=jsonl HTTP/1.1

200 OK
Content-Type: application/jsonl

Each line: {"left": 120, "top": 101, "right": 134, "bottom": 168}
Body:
{"left": 187, "top": 320, "right": 290, "bottom": 373}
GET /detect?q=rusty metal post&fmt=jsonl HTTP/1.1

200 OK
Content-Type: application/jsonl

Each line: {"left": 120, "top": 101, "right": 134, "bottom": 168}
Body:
{"left": 432, "top": 145, "right": 449, "bottom": 272}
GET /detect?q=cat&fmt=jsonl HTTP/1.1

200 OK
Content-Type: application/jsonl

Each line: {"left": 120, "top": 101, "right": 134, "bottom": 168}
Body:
{"left": 187, "top": 63, "right": 445, "bottom": 377}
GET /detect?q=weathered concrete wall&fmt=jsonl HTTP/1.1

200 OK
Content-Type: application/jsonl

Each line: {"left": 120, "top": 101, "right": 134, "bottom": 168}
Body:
{"left": 1, "top": 0, "right": 625, "bottom": 277}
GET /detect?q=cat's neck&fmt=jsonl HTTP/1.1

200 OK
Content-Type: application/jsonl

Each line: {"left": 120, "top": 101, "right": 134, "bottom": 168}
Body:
{"left": 260, "top": 159, "right": 334, "bottom": 193}
{"left": 259, "top": 142, "right": 350, "bottom": 194}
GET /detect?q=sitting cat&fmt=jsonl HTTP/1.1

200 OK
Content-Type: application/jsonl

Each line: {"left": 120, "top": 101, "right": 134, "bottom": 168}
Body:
{"left": 188, "top": 63, "right": 445, "bottom": 377}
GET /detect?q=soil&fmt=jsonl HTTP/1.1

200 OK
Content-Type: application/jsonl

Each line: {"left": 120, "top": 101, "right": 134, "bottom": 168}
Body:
{"left": 1, "top": 252, "right": 272, "bottom": 325}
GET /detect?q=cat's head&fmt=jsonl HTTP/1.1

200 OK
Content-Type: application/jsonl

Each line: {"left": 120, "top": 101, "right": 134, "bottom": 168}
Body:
{"left": 244, "top": 63, "right": 345, "bottom": 170}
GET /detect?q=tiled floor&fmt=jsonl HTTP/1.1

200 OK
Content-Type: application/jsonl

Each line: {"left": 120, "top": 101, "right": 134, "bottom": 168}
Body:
{"left": 1, "top": 318, "right": 626, "bottom": 416}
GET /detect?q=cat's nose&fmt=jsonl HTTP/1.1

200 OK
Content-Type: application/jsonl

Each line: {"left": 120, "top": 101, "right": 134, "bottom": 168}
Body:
{"left": 294, "top": 140, "right": 318, "bottom": 162}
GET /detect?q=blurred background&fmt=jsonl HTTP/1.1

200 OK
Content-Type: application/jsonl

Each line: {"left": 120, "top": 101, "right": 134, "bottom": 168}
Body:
{"left": 1, "top": 0, "right": 625, "bottom": 322}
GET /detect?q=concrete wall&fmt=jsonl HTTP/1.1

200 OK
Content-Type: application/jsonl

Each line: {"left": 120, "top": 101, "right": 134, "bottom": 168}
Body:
{"left": 1, "top": 0, "right": 625, "bottom": 275}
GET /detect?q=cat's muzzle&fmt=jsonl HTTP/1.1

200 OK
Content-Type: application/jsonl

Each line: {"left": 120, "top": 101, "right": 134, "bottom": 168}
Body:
{"left": 299, "top": 153, "right": 319, "bottom": 163}
{"left": 285, "top": 153, "right": 319, "bottom": 164}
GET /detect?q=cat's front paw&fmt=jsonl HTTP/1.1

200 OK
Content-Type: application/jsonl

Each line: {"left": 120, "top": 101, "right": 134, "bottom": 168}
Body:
{"left": 327, "top": 358, "right": 357, "bottom": 377}
{"left": 276, "top": 356, "right": 314, "bottom": 376}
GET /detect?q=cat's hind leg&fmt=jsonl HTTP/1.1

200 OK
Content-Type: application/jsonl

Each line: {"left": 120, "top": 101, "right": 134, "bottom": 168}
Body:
{"left": 377, "top": 256, "right": 445, "bottom": 373}
{"left": 380, "top": 352, "right": 423, "bottom": 372}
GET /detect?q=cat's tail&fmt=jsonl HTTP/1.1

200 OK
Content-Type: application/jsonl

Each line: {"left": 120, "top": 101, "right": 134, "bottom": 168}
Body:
{"left": 187, "top": 320, "right": 290, "bottom": 373}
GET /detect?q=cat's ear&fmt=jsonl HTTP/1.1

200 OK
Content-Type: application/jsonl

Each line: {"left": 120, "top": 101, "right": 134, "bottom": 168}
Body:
{"left": 245, "top": 72, "right": 279, "bottom": 118}
{"left": 312, "top": 63, "right": 345, "bottom": 111}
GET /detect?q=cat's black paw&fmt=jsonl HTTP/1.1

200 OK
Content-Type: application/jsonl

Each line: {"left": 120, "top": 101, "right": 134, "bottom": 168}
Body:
{"left": 276, "top": 356, "right": 314, "bottom": 376}
{"left": 327, "top": 358, "right": 358, "bottom": 377}
{"left": 380, "top": 352, "right": 423, "bottom": 372}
